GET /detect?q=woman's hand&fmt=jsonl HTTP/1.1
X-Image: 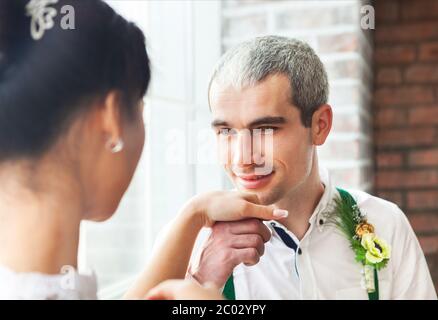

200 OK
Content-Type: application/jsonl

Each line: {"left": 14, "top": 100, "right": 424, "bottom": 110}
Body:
{"left": 146, "top": 279, "right": 223, "bottom": 300}
{"left": 125, "top": 190, "right": 287, "bottom": 299}
{"left": 189, "top": 191, "right": 288, "bottom": 227}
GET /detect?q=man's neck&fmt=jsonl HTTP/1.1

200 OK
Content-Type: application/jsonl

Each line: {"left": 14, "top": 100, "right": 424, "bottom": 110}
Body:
{"left": 273, "top": 167, "right": 325, "bottom": 240}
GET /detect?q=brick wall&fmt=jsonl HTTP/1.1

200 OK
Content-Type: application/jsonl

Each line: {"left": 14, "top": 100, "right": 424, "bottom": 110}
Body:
{"left": 373, "top": 0, "right": 438, "bottom": 290}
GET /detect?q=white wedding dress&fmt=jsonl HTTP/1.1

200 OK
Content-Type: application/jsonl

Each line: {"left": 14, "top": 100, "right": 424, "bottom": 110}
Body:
{"left": 0, "top": 265, "right": 97, "bottom": 300}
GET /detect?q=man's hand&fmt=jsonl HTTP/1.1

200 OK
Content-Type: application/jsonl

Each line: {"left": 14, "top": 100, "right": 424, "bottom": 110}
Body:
{"left": 189, "top": 218, "right": 271, "bottom": 288}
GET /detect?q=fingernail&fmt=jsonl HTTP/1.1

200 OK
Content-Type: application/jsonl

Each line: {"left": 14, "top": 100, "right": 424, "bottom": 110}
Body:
{"left": 273, "top": 209, "right": 288, "bottom": 218}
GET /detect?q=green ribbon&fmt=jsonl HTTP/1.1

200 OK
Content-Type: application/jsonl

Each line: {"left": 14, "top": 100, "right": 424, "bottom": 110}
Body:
{"left": 368, "top": 267, "right": 379, "bottom": 300}
{"left": 222, "top": 188, "right": 379, "bottom": 300}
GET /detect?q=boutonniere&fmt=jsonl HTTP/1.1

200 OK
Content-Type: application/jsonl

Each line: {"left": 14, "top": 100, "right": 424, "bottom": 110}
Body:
{"left": 327, "top": 188, "right": 391, "bottom": 297}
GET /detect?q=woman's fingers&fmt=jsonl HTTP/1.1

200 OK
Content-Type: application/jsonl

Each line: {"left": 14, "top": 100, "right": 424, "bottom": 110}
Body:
{"left": 238, "top": 192, "right": 288, "bottom": 221}
{"left": 240, "top": 201, "right": 288, "bottom": 221}
{"left": 239, "top": 192, "right": 260, "bottom": 204}
{"left": 197, "top": 190, "right": 288, "bottom": 226}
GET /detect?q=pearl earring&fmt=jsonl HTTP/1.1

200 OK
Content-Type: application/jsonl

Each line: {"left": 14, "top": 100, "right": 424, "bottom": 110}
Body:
{"left": 106, "top": 138, "right": 124, "bottom": 153}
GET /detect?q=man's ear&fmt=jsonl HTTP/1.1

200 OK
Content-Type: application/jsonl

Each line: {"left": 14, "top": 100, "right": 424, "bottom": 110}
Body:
{"left": 310, "top": 104, "right": 332, "bottom": 146}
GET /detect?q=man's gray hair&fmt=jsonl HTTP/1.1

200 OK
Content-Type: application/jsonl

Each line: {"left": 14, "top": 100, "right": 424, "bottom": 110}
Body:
{"left": 208, "top": 36, "right": 329, "bottom": 127}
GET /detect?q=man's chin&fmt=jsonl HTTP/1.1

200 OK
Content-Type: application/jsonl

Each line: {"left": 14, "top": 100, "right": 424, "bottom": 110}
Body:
{"left": 255, "top": 193, "right": 280, "bottom": 206}
{"left": 234, "top": 185, "right": 282, "bottom": 206}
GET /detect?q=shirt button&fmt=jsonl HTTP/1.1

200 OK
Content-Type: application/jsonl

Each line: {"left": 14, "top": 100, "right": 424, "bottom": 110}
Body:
{"left": 319, "top": 219, "right": 324, "bottom": 225}
{"left": 298, "top": 248, "right": 302, "bottom": 255}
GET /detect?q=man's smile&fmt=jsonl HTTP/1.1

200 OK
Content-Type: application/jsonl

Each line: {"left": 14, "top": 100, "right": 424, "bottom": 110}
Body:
{"left": 234, "top": 171, "right": 275, "bottom": 189}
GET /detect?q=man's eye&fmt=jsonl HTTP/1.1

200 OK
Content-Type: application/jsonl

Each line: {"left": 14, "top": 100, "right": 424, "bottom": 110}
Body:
{"left": 218, "top": 128, "right": 232, "bottom": 135}
{"left": 256, "top": 127, "right": 277, "bottom": 133}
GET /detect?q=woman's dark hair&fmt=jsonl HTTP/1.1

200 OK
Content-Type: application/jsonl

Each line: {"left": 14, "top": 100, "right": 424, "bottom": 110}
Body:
{"left": 0, "top": 0, "right": 151, "bottom": 161}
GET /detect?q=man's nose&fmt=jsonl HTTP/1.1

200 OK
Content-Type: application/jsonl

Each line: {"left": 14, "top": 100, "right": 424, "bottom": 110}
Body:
{"left": 232, "top": 129, "right": 254, "bottom": 166}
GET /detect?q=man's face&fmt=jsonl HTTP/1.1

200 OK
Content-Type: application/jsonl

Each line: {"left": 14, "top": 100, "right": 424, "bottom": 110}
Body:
{"left": 210, "top": 74, "right": 315, "bottom": 205}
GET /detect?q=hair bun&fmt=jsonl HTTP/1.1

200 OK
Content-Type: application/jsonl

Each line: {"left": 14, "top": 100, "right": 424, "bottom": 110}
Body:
{"left": 0, "top": 0, "right": 30, "bottom": 79}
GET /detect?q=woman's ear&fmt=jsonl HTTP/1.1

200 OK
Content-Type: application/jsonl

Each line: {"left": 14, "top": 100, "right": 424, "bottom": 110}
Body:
{"left": 101, "top": 91, "right": 123, "bottom": 145}
{"left": 311, "top": 104, "right": 333, "bottom": 146}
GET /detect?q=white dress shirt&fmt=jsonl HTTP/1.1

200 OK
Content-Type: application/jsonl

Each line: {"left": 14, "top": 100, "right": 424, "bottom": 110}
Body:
{"left": 190, "top": 169, "right": 437, "bottom": 300}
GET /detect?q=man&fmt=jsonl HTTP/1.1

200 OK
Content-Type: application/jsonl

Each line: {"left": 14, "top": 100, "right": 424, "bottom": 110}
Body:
{"left": 186, "top": 36, "right": 437, "bottom": 299}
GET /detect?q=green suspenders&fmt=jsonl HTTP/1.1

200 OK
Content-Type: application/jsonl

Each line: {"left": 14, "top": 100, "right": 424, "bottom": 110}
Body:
{"left": 222, "top": 274, "right": 236, "bottom": 300}
{"left": 222, "top": 188, "right": 379, "bottom": 300}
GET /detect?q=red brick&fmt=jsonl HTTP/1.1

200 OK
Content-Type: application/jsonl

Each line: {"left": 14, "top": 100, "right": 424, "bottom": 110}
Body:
{"left": 375, "top": 0, "right": 399, "bottom": 23}
{"left": 376, "top": 169, "right": 438, "bottom": 189}
{"left": 407, "top": 190, "right": 438, "bottom": 210}
{"left": 374, "top": 86, "right": 435, "bottom": 106}
{"left": 419, "top": 235, "right": 438, "bottom": 255}
{"left": 409, "top": 213, "right": 438, "bottom": 234}
{"left": 419, "top": 42, "right": 438, "bottom": 62}
{"left": 409, "top": 148, "right": 438, "bottom": 167}
{"left": 373, "top": 0, "right": 438, "bottom": 286}
{"left": 425, "top": 255, "right": 438, "bottom": 293}
{"left": 376, "top": 21, "right": 438, "bottom": 44}
{"left": 376, "top": 152, "right": 404, "bottom": 168}
{"left": 409, "top": 105, "right": 438, "bottom": 125}
{"left": 405, "top": 64, "right": 438, "bottom": 83}
{"left": 374, "top": 45, "right": 416, "bottom": 65}
{"left": 376, "top": 191, "right": 404, "bottom": 207}
{"left": 375, "top": 127, "right": 436, "bottom": 148}
{"left": 375, "top": 108, "right": 406, "bottom": 127}
{"left": 376, "top": 67, "right": 402, "bottom": 85}
{"left": 401, "top": 0, "right": 438, "bottom": 20}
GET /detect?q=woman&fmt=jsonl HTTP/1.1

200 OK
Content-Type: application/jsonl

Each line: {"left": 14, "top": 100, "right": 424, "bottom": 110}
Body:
{"left": 0, "top": 0, "right": 284, "bottom": 299}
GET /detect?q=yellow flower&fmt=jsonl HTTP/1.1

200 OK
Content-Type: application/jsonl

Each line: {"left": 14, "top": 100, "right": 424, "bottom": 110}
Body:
{"left": 361, "top": 233, "right": 391, "bottom": 264}
{"left": 355, "top": 222, "right": 374, "bottom": 238}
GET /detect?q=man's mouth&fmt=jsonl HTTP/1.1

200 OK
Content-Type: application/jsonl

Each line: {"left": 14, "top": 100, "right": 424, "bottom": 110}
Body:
{"left": 234, "top": 171, "right": 275, "bottom": 189}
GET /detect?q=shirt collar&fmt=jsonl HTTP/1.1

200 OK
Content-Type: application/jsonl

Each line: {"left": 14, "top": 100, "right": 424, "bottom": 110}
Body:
{"left": 311, "top": 166, "right": 334, "bottom": 229}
